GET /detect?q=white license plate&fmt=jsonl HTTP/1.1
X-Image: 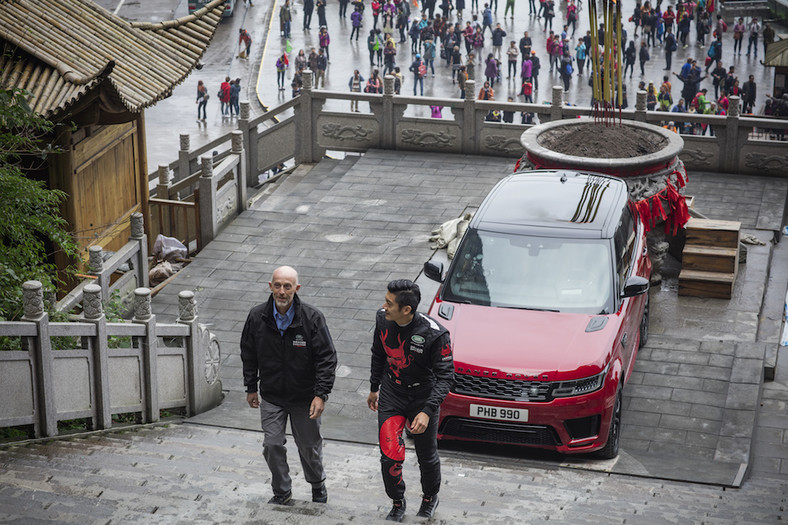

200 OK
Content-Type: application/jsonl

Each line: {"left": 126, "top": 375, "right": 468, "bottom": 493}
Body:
{"left": 470, "top": 404, "right": 528, "bottom": 422}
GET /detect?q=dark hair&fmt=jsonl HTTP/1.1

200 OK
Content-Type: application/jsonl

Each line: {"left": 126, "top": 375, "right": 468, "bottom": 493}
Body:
{"left": 387, "top": 279, "right": 421, "bottom": 311}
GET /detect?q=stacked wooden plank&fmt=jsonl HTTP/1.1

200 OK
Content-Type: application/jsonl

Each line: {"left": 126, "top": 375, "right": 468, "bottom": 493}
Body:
{"left": 678, "top": 218, "right": 742, "bottom": 299}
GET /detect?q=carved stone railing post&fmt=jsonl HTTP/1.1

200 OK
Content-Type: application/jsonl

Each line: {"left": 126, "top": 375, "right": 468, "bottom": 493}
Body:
{"left": 724, "top": 96, "right": 741, "bottom": 173}
{"left": 133, "top": 288, "right": 159, "bottom": 423}
{"left": 22, "top": 281, "right": 57, "bottom": 437}
{"left": 89, "top": 246, "right": 103, "bottom": 274}
{"left": 177, "top": 291, "right": 222, "bottom": 415}
{"left": 296, "top": 70, "right": 316, "bottom": 163}
{"left": 635, "top": 90, "right": 647, "bottom": 122}
{"left": 178, "top": 133, "right": 190, "bottom": 182}
{"left": 550, "top": 86, "right": 564, "bottom": 122}
{"left": 198, "top": 155, "right": 216, "bottom": 246}
{"left": 382, "top": 75, "right": 396, "bottom": 149}
{"left": 89, "top": 245, "right": 109, "bottom": 301}
{"left": 232, "top": 130, "right": 248, "bottom": 211}
{"left": 238, "top": 101, "right": 257, "bottom": 188}
{"left": 130, "top": 212, "right": 149, "bottom": 289}
{"left": 463, "top": 80, "right": 477, "bottom": 153}
{"left": 83, "top": 283, "right": 112, "bottom": 430}
{"left": 156, "top": 165, "right": 171, "bottom": 200}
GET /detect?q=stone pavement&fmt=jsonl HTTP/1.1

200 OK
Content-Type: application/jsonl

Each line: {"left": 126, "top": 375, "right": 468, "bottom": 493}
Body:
{"left": 148, "top": 148, "right": 788, "bottom": 489}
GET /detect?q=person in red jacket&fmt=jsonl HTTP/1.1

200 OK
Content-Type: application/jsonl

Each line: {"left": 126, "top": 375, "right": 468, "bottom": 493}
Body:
{"left": 219, "top": 76, "right": 232, "bottom": 115}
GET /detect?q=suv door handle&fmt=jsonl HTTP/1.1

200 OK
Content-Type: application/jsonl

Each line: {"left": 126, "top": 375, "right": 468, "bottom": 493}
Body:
{"left": 621, "top": 332, "right": 628, "bottom": 347}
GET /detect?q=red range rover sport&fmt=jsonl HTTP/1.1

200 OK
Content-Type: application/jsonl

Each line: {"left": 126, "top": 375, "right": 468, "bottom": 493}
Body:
{"left": 423, "top": 170, "right": 651, "bottom": 458}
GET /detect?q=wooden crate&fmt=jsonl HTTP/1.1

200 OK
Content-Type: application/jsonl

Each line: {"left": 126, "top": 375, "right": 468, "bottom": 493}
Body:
{"left": 682, "top": 245, "right": 739, "bottom": 274}
{"left": 678, "top": 269, "right": 736, "bottom": 299}
{"left": 684, "top": 218, "right": 741, "bottom": 248}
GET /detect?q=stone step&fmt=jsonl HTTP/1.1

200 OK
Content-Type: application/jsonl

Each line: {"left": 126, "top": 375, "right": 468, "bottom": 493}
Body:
{"left": 1, "top": 423, "right": 787, "bottom": 524}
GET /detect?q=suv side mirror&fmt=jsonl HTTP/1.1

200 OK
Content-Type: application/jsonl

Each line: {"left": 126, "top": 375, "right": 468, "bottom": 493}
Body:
{"left": 423, "top": 261, "right": 444, "bottom": 283}
{"left": 621, "top": 275, "right": 649, "bottom": 298}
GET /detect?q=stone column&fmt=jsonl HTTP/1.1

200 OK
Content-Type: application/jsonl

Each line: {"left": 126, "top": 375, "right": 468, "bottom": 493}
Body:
{"left": 550, "top": 86, "right": 564, "bottom": 122}
{"left": 177, "top": 291, "right": 223, "bottom": 415}
{"left": 84, "top": 284, "right": 112, "bottom": 430}
{"left": 463, "top": 80, "right": 477, "bottom": 153}
{"left": 156, "top": 165, "right": 170, "bottom": 200}
{"left": 635, "top": 90, "right": 647, "bottom": 122}
{"left": 89, "top": 245, "right": 108, "bottom": 301}
{"left": 130, "top": 212, "right": 149, "bottom": 289}
{"left": 178, "top": 133, "right": 190, "bottom": 183}
{"left": 382, "top": 75, "right": 396, "bottom": 149}
{"left": 22, "top": 281, "right": 57, "bottom": 437}
{"left": 232, "top": 130, "right": 248, "bottom": 211}
{"left": 198, "top": 155, "right": 215, "bottom": 246}
{"left": 178, "top": 291, "right": 199, "bottom": 416}
{"left": 724, "top": 96, "right": 741, "bottom": 173}
{"left": 89, "top": 246, "right": 103, "bottom": 274}
{"left": 133, "top": 288, "right": 159, "bottom": 423}
{"left": 296, "top": 70, "right": 315, "bottom": 163}
{"left": 239, "top": 101, "right": 257, "bottom": 188}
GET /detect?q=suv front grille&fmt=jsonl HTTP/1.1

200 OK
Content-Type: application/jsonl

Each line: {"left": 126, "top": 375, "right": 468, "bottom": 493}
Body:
{"left": 454, "top": 373, "right": 553, "bottom": 402}
{"left": 440, "top": 417, "right": 562, "bottom": 446}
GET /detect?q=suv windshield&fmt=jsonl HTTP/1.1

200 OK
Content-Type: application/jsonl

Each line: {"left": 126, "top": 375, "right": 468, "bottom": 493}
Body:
{"left": 443, "top": 229, "right": 614, "bottom": 314}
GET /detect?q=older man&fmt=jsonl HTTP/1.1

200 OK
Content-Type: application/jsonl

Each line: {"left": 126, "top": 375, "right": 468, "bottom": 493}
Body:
{"left": 241, "top": 266, "right": 337, "bottom": 505}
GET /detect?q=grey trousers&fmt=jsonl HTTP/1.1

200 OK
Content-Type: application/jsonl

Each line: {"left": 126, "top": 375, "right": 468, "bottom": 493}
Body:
{"left": 259, "top": 398, "right": 325, "bottom": 496}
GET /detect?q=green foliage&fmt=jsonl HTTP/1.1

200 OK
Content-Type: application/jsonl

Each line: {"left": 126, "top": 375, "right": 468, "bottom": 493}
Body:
{"left": 106, "top": 291, "right": 132, "bottom": 348}
{"left": 0, "top": 85, "right": 79, "bottom": 321}
{"left": 0, "top": 425, "right": 32, "bottom": 441}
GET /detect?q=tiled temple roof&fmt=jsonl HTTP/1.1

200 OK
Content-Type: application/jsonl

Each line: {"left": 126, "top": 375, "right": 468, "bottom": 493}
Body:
{"left": 0, "top": 0, "right": 226, "bottom": 119}
{"left": 764, "top": 38, "right": 788, "bottom": 69}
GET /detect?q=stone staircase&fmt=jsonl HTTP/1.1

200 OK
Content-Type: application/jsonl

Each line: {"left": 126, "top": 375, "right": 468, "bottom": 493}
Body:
{"left": 678, "top": 218, "right": 742, "bottom": 299}
{"left": 2, "top": 422, "right": 786, "bottom": 524}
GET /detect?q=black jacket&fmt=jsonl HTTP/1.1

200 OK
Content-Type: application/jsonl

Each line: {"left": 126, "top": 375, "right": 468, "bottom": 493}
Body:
{"left": 370, "top": 310, "right": 454, "bottom": 417}
{"left": 241, "top": 294, "right": 337, "bottom": 406}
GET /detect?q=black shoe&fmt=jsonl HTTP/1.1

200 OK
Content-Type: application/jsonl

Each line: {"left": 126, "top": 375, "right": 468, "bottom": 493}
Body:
{"left": 416, "top": 494, "right": 439, "bottom": 518}
{"left": 268, "top": 491, "right": 293, "bottom": 505}
{"left": 386, "top": 499, "right": 406, "bottom": 522}
{"left": 312, "top": 483, "right": 328, "bottom": 503}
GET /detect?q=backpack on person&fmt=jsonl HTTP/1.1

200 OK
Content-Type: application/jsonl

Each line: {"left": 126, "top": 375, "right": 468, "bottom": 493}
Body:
{"left": 690, "top": 93, "right": 700, "bottom": 110}
{"left": 418, "top": 62, "right": 427, "bottom": 77}
{"left": 669, "top": 37, "right": 678, "bottom": 52}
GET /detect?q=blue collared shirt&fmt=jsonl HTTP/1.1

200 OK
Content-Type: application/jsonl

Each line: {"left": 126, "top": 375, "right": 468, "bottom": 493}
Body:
{"left": 273, "top": 302, "right": 295, "bottom": 335}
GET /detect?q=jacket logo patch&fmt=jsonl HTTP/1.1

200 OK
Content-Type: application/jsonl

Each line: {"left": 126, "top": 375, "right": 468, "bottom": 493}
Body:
{"left": 293, "top": 334, "right": 307, "bottom": 347}
{"left": 410, "top": 335, "right": 424, "bottom": 354}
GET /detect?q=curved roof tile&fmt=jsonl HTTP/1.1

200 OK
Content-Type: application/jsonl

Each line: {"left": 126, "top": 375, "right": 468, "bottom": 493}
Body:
{"left": 0, "top": 0, "right": 225, "bottom": 119}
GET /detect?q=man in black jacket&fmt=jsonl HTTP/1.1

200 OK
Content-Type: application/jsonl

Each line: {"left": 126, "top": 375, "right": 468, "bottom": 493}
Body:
{"left": 241, "top": 266, "right": 337, "bottom": 506}
{"left": 367, "top": 279, "right": 453, "bottom": 522}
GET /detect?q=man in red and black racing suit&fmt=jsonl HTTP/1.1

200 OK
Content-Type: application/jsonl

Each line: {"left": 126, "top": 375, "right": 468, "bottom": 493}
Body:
{"left": 367, "top": 279, "right": 453, "bottom": 522}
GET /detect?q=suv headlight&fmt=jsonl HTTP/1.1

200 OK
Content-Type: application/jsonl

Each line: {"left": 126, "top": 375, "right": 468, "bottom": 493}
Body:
{"left": 551, "top": 362, "right": 611, "bottom": 398}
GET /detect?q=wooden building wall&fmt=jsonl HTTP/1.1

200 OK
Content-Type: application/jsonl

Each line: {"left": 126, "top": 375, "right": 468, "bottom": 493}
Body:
{"left": 52, "top": 115, "right": 148, "bottom": 281}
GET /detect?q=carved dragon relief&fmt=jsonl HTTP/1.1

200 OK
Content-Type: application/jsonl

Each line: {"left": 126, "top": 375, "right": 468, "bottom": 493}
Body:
{"left": 484, "top": 135, "right": 524, "bottom": 154}
{"left": 400, "top": 128, "right": 457, "bottom": 149}
{"left": 680, "top": 147, "right": 713, "bottom": 166}
{"left": 322, "top": 123, "right": 374, "bottom": 142}
{"left": 744, "top": 153, "right": 788, "bottom": 172}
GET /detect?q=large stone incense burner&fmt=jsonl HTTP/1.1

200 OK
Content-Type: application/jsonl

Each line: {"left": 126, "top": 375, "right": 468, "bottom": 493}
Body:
{"left": 519, "top": 118, "right": 690, "bottom": 280}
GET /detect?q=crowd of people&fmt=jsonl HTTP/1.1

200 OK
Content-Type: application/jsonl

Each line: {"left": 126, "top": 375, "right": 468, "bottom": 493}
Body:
{"left": 198, "top": 0, "right": 786, "bottom": 135}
